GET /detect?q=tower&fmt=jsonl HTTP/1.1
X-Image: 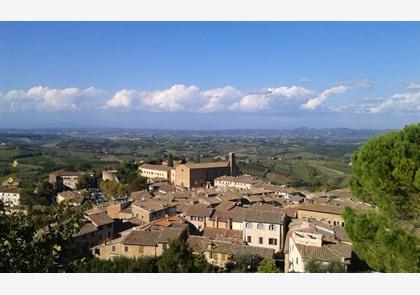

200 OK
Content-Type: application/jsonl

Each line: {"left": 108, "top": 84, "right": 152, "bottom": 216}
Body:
{"left": 229, "top": 152, "right": 238, "bottom": 176}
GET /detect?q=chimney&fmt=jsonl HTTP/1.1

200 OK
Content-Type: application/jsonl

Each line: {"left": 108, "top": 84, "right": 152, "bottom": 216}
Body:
{"left": 229, "top": 152, "right": 238, "bottom": 176}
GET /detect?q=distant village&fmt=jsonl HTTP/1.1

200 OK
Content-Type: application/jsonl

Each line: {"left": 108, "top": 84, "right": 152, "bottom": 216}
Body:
{"left": 0, "top": 152, "right": 374, "bottom": 272}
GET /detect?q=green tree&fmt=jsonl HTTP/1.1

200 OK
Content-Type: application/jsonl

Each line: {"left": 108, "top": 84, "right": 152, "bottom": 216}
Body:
{"left": 127, "top": 176, "right": 147, "bottom": 193}
{"left": 257, "top": 257, "right": 279, "bottom": 273}
{"left": 0, "top": 202, "right": 90, "bottom": 272}
{"left": 167, "top": 153, "right": 174, "bottom": 167}
{"left": 76, "top": 174, "right": 96, "bottom": 190}
{"left": 78, "top": 256, "right": 158, "bottom": 273}
{"left": 117, "top": 160, "right": 139, "bottom": 184}
{"left": 21, "top": 180, "right": 54, "bottom": 206}
{"left": 99, "top": 180, "right": 120, "bottom": 197}
{"left": 193, "top": 252, "right": 211, "bottom": 272}
{"left": 157, "top": 239, "right": 195, "bottom": 272}
{"left": 305, "top": 259, "right": 346, "bottom": 273}
{"left": 225, "top": 254, "right": 263, "bottom": 272}
{"left": 344, "top": 124, "right": 420, "bottom": 272}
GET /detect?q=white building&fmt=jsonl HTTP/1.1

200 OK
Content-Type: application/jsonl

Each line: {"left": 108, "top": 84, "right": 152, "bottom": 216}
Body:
{"left": 284, "top": 221, "right": 352, "bottom": 273}
{"left": 242, "top": 209, "right": 287, "bottom": 252}
{"left": 138, "top": 164, "right": 174, "bottom": 183}
{"left": 0, "top": 188, "right": 21, "bottom": 206}
{"left": 214, "top": 175, "right": 260, "bottom": 190}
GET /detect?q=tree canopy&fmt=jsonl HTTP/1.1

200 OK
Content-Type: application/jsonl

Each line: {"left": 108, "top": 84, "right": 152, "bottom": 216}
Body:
{"left": 0, "top": 202, "right": 91, "bottom": 272}
{"left": 344, "top": 123, "right": 420, "bottom": 272}
{"left": 304, "top": 259, "right": 346, "bottom": 273}
{"left": 257, "top": 257, "right": 280, "bottom": 273}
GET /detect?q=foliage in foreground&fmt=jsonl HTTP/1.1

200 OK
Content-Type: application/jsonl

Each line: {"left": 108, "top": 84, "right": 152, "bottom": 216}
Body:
{"left": 344, "top": 123, "right": 420, "bottom": 272}
{"left": 0, "top": 202, "right": 91, "bottom": 272}
{"left": 305, "top": 259, "right": 346, "bottom": 273}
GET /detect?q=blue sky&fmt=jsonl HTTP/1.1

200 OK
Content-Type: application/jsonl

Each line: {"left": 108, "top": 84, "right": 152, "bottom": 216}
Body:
{"left": 0, "top": 22, "right": 419, "bottom": 129}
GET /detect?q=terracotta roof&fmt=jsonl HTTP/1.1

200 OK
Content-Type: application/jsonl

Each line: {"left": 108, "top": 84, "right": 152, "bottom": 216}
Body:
{"left": 130, "top": 190, "right": 153, "bottom": 201}
{"left": 186, "top": 235, "right": 211, "bottom": 252}
{"left": 184, "top": 161, "right": 229, "bottom": 169}
{"left": 132, "top": 199, "right": 177, "bottom": 212}
{"left": 87, "top": 212, "right": 114, "bottom": 226}
{"left": 295, "top": 242, "right": 352, "bottom": 264}
{"left": 157, "top": 227, "right": 186, "bottom": 244}
{"left": 185, "top": 204, "right": 214, "bottom": 217}
{"left": 244, "top": 195, "right": 264, "bottom": 203}
{"left": 57, "top": 191, "right": 84, "bottom": 202}
{"left": 123, "top": 230, "right": 161, "bottom": 246}
{"left": 298, "top": 204, "right": 343, "bottom": 215}
{"left": 214, "top": 201, "right": 236, "bottom": 211}
{"left": 139, "top": 164, "right": 172, "bottom": 172}
{"left": 53, "top": 169, "right": 82, "bottom": 177}
{"left": 203, "top": 227, "right": 243, "bottom": 240}
{"left": 211, "top": 241, "right": 274, "bottom": 258}
{"left": 74, "top": 222, "right": 97, "bottom": 236}
{"left": 245, "top": 209, "right": 285, "bottom": 224}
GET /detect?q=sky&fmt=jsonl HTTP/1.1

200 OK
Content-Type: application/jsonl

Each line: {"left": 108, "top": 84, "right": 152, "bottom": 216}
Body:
{"left": 0, "top": 22, "right": 419, "bottom": 129}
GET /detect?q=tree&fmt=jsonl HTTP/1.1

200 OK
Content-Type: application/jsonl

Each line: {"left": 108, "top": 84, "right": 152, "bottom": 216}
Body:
{"left": 76, "top": 174, "right": 96, "bottom": 190}
{"left": 78, "top": 256, "right": 158, "bottom": 273}
{"left": 157, "top": 239, "right": 195, "bottom": 272}
{"left": 99, "top": 180, "right": 120, "bottom": 197}
{"left": 167, "top": 153, "right": 174, "bottom": 167}
{"left": 225, "top": 254, "right": 263, "bottom": 272}
{"left": 257, "top": 257, "right": 279, "bottom": 273}
{"left": 127, "top": 176, "right": 147, "bottom": 193}
{"left": 20, "top": 180, "right": 54, "bottom": 206}
{"left": 193, "top": 252, "right": 211, "bottom": 272}
{"left": 305, "top": 259, "right": 346, "bottom": 273}
{"left": 117, "top": 160, "right": 139, "bottom": 184}
{"left": 0, "top": 202, "right": 90, "bottom": 272}
{"left": 344, "top": 124, "right": 420, "bottom": 272}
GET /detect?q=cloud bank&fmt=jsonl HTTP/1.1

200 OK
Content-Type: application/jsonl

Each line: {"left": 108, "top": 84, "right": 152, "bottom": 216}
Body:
{"left": 1, "top": 82, "right": 418, "bottom": 116}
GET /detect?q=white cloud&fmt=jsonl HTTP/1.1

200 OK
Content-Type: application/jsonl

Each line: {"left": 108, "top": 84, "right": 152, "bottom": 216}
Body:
{"left": 230, "top": 86, "right": 313, "bottom": 112}
{"left": 300, "top": 78, "right": 313, "bottom": 84}
{"left": 103, "top": 89, "right": 136, "bottom": 109}
{"left": 368, "top": 91, "right": 420, "bottom": 114}
{"left": 229, "top": 93, "right": 272, "bottom": 112}
{"left": 1, "top": 86, "right": 102, "bottom": 111}
{"left": 199, "top": 86, "right": 242, "bottom": 113}
{"left": 329, "top": 91, "right": 420, "bottom": 114}
{"left": 301, "top": 85, "right": 350, "bottom": 110}
{"left": 140, "top": 84, "right": 201, "bottom": 112}
{"left": 402, "top": 81, "right": 420, "bottom": 90}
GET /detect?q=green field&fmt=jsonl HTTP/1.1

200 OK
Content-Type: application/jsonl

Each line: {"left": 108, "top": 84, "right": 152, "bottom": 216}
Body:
{"left": 0, "top": 128, "right": 379, "bottom": 190}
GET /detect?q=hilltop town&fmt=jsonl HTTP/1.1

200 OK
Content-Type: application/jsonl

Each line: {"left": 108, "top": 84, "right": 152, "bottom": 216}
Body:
{"left": 1, "top": 151, "right": 374, "bottom": 272}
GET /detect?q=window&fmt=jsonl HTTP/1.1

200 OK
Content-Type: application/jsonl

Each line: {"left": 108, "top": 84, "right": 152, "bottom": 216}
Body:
{"left": 124, "top": 246, "right": 129, "bottom": 252}
{"left": 269, "top": 238, "right": 277, "bottom": 245}
{"left": 257, "top": 223, "right": 265, "bottom": 230}
{"left": 247, "top": 236, "right": 252, "bottom": 243}
{"left": 296, "top": 257, "right": 298, "bottom": 265}
{"left": 198, "top": 217, "right": 204, "bottom": 222}
{"left": 269, "top": 224, "right": 276, "bottom": 231}
{"left": 112, "top": 246, "right": 115, "bottom": 252}
{"left": 259, "top": 237, "right": 263, "bottom": 244}
{"left": 99, "top": 234, "right": 102, "bottom": 240}
{"left": 342, "top": 222, "right": 345, "bottom": 227}
{"left": 108, "top": 232, "right": 111, "bottom": 238}
{"left": 245, "top": 223, "right": 252, "bottom": 229}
